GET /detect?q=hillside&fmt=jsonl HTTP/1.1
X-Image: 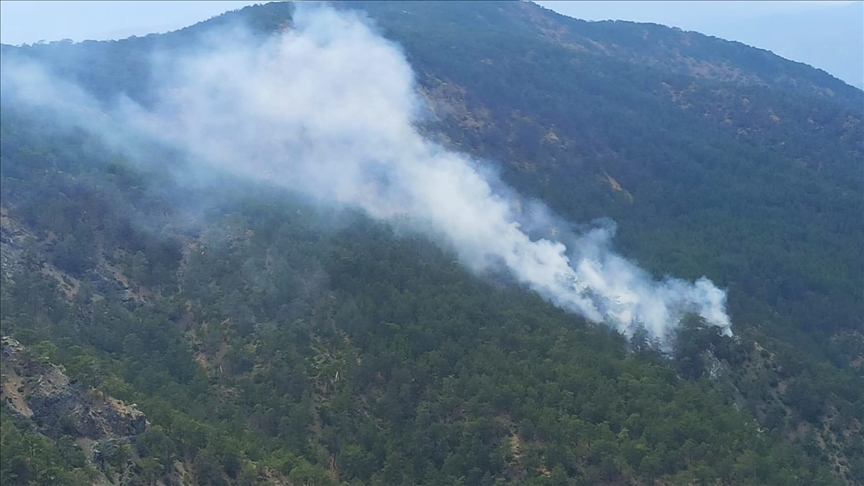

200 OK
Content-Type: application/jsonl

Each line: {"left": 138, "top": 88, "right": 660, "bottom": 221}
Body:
{"left": 1, "top": 1, "right": 862, "bottom": 485}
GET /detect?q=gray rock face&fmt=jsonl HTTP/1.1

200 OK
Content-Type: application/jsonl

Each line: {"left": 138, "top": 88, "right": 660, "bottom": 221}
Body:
{"left": 0, "top": 207, "right": 29, "bottom": 278}
{"left": 1, "top": 336, "right": 146, "bottom": 440}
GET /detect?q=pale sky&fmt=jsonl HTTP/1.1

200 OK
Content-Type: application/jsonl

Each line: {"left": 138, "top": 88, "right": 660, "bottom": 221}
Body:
{"left": 0, "top": 1, "right": 851, "bottom": 45}
{"left": 0, "top": 1, "right": 264, "bottom": 45}
{"left": 1, "top": 1, "right": 860, "bottom": 86}
{"left": 536, "top": 1, "right": 855, "bottom": 29}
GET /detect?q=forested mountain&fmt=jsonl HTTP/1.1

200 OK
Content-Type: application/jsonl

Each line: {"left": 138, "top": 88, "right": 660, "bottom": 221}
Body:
{"left": 1, "top": 2, "right": 862, "bottom": 485}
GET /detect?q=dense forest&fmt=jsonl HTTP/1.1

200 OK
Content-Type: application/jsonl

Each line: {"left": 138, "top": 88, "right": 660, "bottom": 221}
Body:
{"left": 1, "top": 1, "right": 862, "bottom": 485}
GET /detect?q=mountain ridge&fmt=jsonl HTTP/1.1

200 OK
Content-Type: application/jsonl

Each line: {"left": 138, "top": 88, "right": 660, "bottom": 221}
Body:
{"left": 1, "top": 2, "right": 862, "bottom": 484}
{"left": 2, "top": 1, "right": 861, "bottom": 108}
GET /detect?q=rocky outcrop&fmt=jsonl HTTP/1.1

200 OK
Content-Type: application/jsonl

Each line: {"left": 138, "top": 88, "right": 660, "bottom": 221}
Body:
{"left": 1, "top": 336, "right": 146, "bottom": 440}
{"left": 1, "top": 207, "right": 144, "bottom": 305}
{"left": 0, "top": 206, "right": 30, "bottom": 279}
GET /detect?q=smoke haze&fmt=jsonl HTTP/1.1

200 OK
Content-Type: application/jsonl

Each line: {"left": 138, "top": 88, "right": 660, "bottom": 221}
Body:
{"left": 0, "top": 4, "right": 732, "bottom": 346}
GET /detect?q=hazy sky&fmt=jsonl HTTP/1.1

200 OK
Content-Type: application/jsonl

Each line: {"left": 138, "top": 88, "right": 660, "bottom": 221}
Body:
{"left": 0, "top": 1, "right": 264, "bottom": 44}
{"left": 0, "top": 0, "right": 853, "bottom": 45}
{"left": 538, "top": 0, "right": 863, "bottom": 88}
{"left": 1, "top": 1, "right": 860, "bottom": 86}
{"left": 536, "top": 1, "right": 855, "bottom": 30}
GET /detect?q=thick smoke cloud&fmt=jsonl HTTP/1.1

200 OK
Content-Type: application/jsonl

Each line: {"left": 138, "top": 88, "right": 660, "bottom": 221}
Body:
{"left": 0, "top": 5, "right": 732, "bottom": 346}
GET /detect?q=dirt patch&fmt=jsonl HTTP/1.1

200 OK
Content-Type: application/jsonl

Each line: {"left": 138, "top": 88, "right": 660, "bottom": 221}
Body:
{"left": 39, "top": 262, "right": 81, "bottom": 299}
{"left": 603, "top": 173, "right": 634, "bottom": 202}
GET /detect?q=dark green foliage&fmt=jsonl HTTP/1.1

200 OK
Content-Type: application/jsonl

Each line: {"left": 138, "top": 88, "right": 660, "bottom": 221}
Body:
{"left": 1, "top": 1, "right": 862, "bottom": 484}
{"left": 0, "top": 126, "right": 847, "bottom": 482}
{"left": 0, "top": 409, "right": 97, "bottom": 485}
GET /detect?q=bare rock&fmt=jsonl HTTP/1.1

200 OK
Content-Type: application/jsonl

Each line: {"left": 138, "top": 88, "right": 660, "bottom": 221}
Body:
{"left": 1, "top": 336, "right": 146, "bottom": 440}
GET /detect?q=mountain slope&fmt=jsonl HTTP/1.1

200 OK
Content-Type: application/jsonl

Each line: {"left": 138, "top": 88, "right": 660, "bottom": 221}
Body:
{"left": 8, "top": 1, "right": 860, "bottom": 341}
{"left": 1, "top": 1, "right": 862, "bottom": 485}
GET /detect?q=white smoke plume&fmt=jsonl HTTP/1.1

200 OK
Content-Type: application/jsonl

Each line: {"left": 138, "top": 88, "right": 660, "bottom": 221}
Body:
{"left": 0, "top": 4, "right": 732, "bottom": 346}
